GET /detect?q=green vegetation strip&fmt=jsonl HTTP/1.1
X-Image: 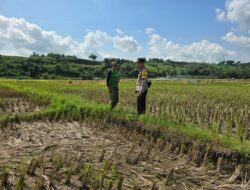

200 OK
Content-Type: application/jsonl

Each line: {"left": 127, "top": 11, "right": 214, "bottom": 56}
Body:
{"left": 1, "top": 82, "right": 250, "bottom": 159}
{"left": 1, "top": 54, "right": 250, "bottom": 79}
{"left": 138, "top": 115, "right": 250, "bottom": 156}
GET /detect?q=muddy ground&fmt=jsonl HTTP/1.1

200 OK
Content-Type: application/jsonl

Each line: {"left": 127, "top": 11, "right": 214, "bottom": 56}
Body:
{"left": 0, "top": 120, "right": 249, "bottom": 190}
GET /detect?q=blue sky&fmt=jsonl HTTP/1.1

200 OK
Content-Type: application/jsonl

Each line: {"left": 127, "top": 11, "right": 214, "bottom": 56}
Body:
{"left": 0, "top": 0, "right": 250, "bottom": 62}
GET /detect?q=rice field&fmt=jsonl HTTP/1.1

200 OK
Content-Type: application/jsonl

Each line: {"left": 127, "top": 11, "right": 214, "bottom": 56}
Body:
{"left": 0, "top": 79, "right": 249, "bottom": 189}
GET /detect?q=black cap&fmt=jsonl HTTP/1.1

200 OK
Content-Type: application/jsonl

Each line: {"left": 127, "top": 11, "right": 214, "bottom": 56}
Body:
{"left": 137, "top": 58, "right": 146, "bottom": 63}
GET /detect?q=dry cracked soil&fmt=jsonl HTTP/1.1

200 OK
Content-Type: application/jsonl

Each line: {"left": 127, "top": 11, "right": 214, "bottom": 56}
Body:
{"left": 0, "top": 120, "right": 249, "bottom": 190}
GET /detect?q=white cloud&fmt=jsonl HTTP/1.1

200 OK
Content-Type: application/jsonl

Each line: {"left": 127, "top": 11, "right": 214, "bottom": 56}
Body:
{"left": 72, "top": 30, "right": 111, "bottom": 59}
{"left": 0, "top": 15, "right": 142, "bottom": 59}
{"left": 0, "top": 15, "right": 78, "bottom": 56}
{"left": 113, "top": 30, "right": 142, "bottom": 53}
{"left": 83, "top": 30, "right": 110, "bottom": 48}
{"left": 216, "top": 0, "right": 250, "bottom": 30}
{"left": 147, "top": 32, "right": 237, "bottom": 63}
{"left": 145, "top": 27, "right": 155, "bottom": 34}
{"left": 0, "top": 15, "right": 248, "bottom": 62}
{"left": 216, "top": 9, "right": 226, "bottom": 21}
{"left": 113, "top": 35, "right": 142, "bottom": 53}
{"left": 116, "top": 29, "right": 125, "bottom": 36}
{"left": 216, "top": 1, "right": 250, "bottom": 53}
{"left": 223, "top": 32, "right": 250, "bottom": 50}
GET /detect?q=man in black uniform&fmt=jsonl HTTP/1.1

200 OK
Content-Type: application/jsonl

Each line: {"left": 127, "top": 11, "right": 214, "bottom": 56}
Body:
{"left": 135, "top": 58, "right": 149, "bottom": 115}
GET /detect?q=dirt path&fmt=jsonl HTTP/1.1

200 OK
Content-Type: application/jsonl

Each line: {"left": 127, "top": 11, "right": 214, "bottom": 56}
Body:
{"left": 0, "top": 121, "right": 249, "bottom": 189}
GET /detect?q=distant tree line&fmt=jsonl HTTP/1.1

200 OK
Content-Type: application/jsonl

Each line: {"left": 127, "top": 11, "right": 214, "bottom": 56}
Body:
{"left": 0, "top": 53, "right": 249, "bottom": 79}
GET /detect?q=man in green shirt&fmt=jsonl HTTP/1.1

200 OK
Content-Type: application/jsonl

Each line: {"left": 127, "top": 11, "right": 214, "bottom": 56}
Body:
{"left": 106, "top": 61, "right": 119, "bottom": 109}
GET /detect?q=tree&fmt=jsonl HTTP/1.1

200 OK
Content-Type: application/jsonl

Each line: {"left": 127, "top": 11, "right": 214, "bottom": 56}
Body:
{"left": 226, "top": 60, "right": 235, "bottom": 65}
{"left": 89, "top": 54, "right": 97, "bottom": 61}
{"left": 55, "top": 64, "right": 62, "bottom": 75}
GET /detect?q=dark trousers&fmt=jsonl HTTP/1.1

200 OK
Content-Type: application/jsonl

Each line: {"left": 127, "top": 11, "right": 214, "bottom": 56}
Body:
{"left": 137, "top": 90, "right": 148, "bottom": 115}
{"left": 109, "top": 88, "right": 119, "bottom": 109}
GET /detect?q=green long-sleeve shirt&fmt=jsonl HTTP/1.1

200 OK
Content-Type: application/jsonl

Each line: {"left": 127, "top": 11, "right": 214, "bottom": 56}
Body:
{"left": 106, "top": 69, "right": 119, "bottom": 88}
